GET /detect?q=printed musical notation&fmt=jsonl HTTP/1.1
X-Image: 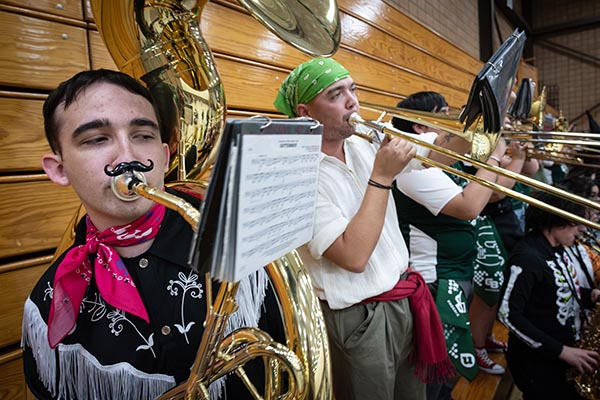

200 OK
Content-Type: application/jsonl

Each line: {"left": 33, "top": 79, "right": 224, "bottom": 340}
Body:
{"left": 190, "top": 118, "right": 322, "bottom": 282}
{"left": 234, "top": 133, "right": 321, "bottom": 280}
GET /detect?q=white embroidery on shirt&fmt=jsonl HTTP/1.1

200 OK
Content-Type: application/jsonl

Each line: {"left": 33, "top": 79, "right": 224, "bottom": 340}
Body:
{"left": 167, "top": 270, "right": 204, "bottom": 344}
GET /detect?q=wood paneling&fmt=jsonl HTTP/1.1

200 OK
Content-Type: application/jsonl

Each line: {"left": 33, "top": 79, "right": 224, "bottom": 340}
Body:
{"left": 1, "top": 0, "right": 83, "bottom": 20}
{"left": 0, "top": 181, "right": 79, "bottom": 258}
{"left": 0, "top": 95, "right": 48, "bottom": 173}
{"left": 0, "top": 263, "right": 48, "bottom": 348}
{"left": 88, "top": 30, "right": 117, "bottom": 70}
{"left": 340, "top": 0, "right": 482, "bottom": 75}
{"left": 0, "top": 11, "right": 89, "bottom": 90}
{"left": 0, "top": 349, "right": 32, "bottom": 400}
{"left": 339, "top": 12, "right": 473, "bottom": 93}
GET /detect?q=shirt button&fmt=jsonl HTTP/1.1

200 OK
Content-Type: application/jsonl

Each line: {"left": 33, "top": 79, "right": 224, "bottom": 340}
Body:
{"left": 139, "top": 258, "right": 149, "bottom": 269}
{"left": 161, "top": 325, "right": 171, "bottom": 335}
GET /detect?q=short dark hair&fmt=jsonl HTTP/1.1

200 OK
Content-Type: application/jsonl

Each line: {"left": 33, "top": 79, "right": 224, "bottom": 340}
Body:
{"left": 525, "top": 188, "right": 587, "bottom": 232}
{"left": 560, "top": 174, "right": 597, "bottom": 199}
{"left": 391, "top": 91, "right": 448, "bottom": 133}
{"left": 43, "top": 69, "right": 156, "bottom": 154}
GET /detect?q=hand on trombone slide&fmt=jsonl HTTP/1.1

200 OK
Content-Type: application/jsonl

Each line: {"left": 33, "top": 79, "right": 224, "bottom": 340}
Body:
{"left": 372, "top": 135, "right": 417, "bottom": 184}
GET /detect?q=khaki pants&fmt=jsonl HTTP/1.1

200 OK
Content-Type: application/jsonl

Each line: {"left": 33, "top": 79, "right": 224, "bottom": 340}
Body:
{"left": 320, "top": 298, "right": 426, "bottom": 400}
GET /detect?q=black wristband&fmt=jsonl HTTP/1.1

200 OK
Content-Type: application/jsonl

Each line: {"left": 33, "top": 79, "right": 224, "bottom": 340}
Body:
{"left": 368, "top": 179, "right": 393, "bottom": 190}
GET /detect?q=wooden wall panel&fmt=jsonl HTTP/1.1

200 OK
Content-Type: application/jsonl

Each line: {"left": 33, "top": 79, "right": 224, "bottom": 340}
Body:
{"left": 341, "top": 0, "right": 482, "bottom": 75}
{"left": 0, "top": 181, "right": 80, "bottom": 259}
{"left": 0, "top": 95, "right": 48, "bottom": 173}
{"left": 0, "top": 11, "right": 89, "bottom": 90}
{"left": 0, "top": 350, "right": 32, "bottom": 400}
{"left": 1, "top": 0, "right": 83, "bottom": 20}
{"left": 0, "top": 263, "right": 48, "bottom": 348}
{"left": 88, "top": 30, "right": 117, "bottom": 70}
{"left": 201, "top": 2, "right": 308, "bottom": 70}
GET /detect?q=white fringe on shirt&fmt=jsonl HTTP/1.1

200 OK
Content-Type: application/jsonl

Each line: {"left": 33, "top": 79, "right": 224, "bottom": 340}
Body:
{"left": 22, "top": 298, "right": 175, "bottom": 399}
{"left": 22, "top": 268, "right": 270, "bottom": 400}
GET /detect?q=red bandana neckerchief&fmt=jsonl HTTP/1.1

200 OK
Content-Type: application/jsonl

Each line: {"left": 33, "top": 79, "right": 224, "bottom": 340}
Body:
{"left": 47, "top": 203, "right": 166, "bottom": 348}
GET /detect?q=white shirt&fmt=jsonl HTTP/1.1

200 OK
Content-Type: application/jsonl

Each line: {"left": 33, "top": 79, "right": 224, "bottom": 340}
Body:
{"left": 393, "top": 167, "right": 464, "bottom": 283}
{"left": 298, "top": 133, "right": 435, "bottom": 309}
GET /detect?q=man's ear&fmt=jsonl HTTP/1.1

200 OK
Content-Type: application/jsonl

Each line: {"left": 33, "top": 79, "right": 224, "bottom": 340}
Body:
{"left": 162, "top": 143, "right": 170, "bottom": 170}
{"left": 412, "top": 123, "right": 428, "bottom": 134}
{"left": 296, "top": 104, "right": 310, "bottom": 117}
{"left": 41, "top": 153, "right": 70, "bottom": 186}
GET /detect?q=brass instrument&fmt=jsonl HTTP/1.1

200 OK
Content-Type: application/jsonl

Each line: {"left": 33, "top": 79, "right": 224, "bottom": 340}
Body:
{"left": 579, "top": 230, "right": 600, "bottom": 257}
{"left": 569, "top": 232, "right": 600, "bottom": 399}
{"left": 360, "top": 101, "right": 497, "bottom": 161}
{"left": 348, "top": 112, "right": 600, "bottom": 231}
{"left": 568, "top": 301, "right": 600, "bottom": 399}
{"left": 74, "top": 0, "right": 339, "bottom": 399}
{"left": 502, "top": 85, "right": 600, "bottom": 167}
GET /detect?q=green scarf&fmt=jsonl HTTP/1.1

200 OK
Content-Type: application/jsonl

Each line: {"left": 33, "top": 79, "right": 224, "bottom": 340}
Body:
{"left": 473, "top": 215, "right": 507, "bottom": 306}
{"left": 274, "top": 57, "right": 350, "bottom": 117}
{"left": 435, "top": 279, "right": 479, "bottom": 381}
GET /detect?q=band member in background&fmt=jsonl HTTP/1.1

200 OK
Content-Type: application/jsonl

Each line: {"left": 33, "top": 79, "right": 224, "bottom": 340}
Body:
{"left": 391, "top": 92, "right": 523, "bottom": 386}
{"left": 22, "top": 69, "right": 273, "bottom": 399}
{"left": 499, "top": 190, "right": 600, "bottom": 400}
{"left": 274, "top": 57, "right": 454, "bottom": 400}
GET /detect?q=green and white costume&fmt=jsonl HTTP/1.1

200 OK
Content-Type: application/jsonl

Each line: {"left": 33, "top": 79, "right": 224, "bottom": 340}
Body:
{"left": 393, "top": 163, "right": 478, "bottom": 380}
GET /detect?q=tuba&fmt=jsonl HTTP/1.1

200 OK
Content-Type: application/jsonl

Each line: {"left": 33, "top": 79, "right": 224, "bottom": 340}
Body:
{"left": 74, "top": 0, "right": 340, "bottom": 398}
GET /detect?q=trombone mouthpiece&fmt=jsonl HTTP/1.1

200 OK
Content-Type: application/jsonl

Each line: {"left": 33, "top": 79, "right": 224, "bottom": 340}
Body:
{"left": 348, "top": 112, "right": 365, "bottom": 128}
{"left": 110, "top": 171, "right": 147, "bottom": 202}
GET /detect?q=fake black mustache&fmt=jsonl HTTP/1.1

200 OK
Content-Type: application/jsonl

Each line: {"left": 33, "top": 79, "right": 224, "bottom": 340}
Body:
{"left": 104, "top": 160, "right": 154, "bottom": 176}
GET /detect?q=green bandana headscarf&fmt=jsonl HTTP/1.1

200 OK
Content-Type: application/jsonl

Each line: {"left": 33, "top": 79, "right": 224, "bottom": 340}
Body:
{"left": 274, "top": 57, "right": 350, "bottom": 117}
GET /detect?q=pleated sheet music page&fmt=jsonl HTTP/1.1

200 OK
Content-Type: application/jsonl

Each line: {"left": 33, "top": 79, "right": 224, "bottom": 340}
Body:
{"left": 233, "top": 132, "right": 321, "bottom": 281}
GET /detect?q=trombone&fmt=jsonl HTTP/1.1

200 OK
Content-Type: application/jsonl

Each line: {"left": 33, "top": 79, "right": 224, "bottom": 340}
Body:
{"left": 347, "top": 112, "right": 600, "bottom": 231}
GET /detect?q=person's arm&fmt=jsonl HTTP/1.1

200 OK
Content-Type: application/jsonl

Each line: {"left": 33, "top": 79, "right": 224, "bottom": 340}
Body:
{"left": 521, "top": 151, "right": 540, "bottom": 176}
{"left": 499, "top": 254, "right": 569, "bottom": 360}
{"left": 427, "top": 132, "right": 471, "bottom": 166}
{"left": 439, "top": 139, "right": 507, "bottom": 220}
{"left": 323, "top": 137, "right": 416, "bottom": 273}
{"left": 488, "top": 140, "right": 528, "bottom": 203}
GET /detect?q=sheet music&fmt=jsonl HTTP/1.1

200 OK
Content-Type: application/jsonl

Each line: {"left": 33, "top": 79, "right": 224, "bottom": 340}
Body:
{"left": 212, "top": 143, "right": 238, "bottom": 280}
{"left": 232, "top": 133, "right": 321, "bottom": 281}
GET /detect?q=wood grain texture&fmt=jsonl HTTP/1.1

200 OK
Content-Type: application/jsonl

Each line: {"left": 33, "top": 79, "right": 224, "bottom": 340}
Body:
{"left": 88, "top": 30, "right": 117, "bottom": 70}
{"left": 0, "top": 96, "right": 48, "bottom": 173}
{"left": 0, "top": 11, "right": 89, "bottom": 90}
{"left": 0, "top": 350, "right": 30, "bottom": 400}
{"left": 0, "top": 263, "right": 48, "bottom": 348}
{"left": 0, "top": 0, "right": 83, "bottom": 20}
{"left": 0, "top": 181, "right": 80, "bottom": 258}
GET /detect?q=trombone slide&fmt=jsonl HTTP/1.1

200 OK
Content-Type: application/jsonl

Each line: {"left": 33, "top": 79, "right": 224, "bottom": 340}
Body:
{"left": 348, "top": 113, "right": 600, "bottom": 231}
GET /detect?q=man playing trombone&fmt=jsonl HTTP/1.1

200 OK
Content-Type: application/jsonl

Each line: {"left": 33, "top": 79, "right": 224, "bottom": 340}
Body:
{"left": 274, "top": 57, "right": 456, "bottom": 400}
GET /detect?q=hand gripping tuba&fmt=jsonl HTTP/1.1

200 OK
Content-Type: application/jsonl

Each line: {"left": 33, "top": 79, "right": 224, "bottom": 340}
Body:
{"left": 87, "top": 0, "right": 338, "bottom": 398}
